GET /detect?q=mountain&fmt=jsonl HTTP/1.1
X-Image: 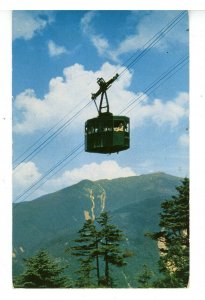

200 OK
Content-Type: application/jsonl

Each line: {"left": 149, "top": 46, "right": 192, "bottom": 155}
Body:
{"left": 13, "top": 172, "right": 182, "bottom": 287}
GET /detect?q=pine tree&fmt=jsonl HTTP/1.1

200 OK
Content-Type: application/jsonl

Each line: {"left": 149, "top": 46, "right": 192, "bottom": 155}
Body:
{"left": 136, "top": 264, "right": 154, "bottom": 288}
{"left": 96, "top": 211, "right": 127, "bottom": 287}
{"left": 71, "top": 212, "right": 129, "bottom": 288}
{"left": 75, "top": 258, "right": 95, "bottom": 287}
{"left": 147, "top": 178, "right": 189, "bottom": 287}
{"left": 71, "top": 219, "right": 100, "bottom": 287}
{"left": 14, "top": 250, "right": 71, "bottom": 288}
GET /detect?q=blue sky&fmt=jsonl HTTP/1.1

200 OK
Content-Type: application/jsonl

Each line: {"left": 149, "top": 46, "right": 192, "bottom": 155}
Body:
{"left": 12, "top": 10, "right": 189, "bottom": 202}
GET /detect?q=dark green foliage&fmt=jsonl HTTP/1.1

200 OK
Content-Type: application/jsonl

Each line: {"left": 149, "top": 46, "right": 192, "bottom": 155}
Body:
{"left": 147, "top": 178, "right": 189, "bottom": 287}
{"left": 72, "top": 211, "right": 128, "bottom": 287}
{"left": 136, "top": 264, "right": 154, "bottom": 288}
{"left": 71, "top": 219, "right": 100, "bottom": 287}
{"left": 75, "top": 258, "right": 95, "bottom": 288}
{"left": 14, "top": 250, "right": 71, "bottom": 288}
{"left": 96, "top": 211, "right": 127, "bottom": 287}
{"left": 72, "top": 219, "right": 99, "bottom": 258}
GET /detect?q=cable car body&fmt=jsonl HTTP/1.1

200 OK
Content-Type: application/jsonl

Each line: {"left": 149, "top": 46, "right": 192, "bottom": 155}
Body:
{"left": 85, "top": 74, "right": 130, "bottom": 154}
{"left": 85, "top": 113, "right": 129, "bottom": 154}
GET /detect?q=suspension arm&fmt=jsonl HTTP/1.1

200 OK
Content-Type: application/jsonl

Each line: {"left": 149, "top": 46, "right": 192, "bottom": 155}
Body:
{"left": 91, "top": 73, "right": 119, "bottom": 100}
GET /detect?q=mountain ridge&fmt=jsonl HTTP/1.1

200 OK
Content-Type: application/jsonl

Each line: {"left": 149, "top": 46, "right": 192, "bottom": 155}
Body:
{"left": 14, "top": 172, "right": 179, "bottom": 205}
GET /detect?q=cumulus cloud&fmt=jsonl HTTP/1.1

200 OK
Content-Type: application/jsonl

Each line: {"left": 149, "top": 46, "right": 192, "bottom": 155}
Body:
{"left": 131, "top": 92, "right": 189, "bottom": 128}
{"left": 13, "top": 160, "right": 136, "bottom": 200}
{"left": 12, "top": 11, "right": 54, "bottom": 41}
{"left": 178, "top": 133, "right": 189, "bottom": 147}
{"left": 48, "top": 40, "right": 68, "bottom": 57}
{"left": 80, "top": 11, "right": 188, "bottom": 62}
{"left": 13, "top": 62, "right": 133, "bottom": 134}
{"left": 111, "top": 11, "right": 188, "bottom": 59}
{"left": 13, "top": 62, "right": 189, "bottom": 134}
{"left": 13, "top": 162, "right": 42, "bottom": 197}
{"left": 42, "top": 160, "right": 136, "bottom": 193}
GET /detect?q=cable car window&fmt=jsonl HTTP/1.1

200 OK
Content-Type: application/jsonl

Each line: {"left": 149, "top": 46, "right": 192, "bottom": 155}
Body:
{"left": 114, "top": 121, "right": 124, "bottom": 132}
{"left": 124, "top": 122, "right": 129, "bottom": 132}
{"left": 88, "top": 126, "right": 94, "bottom": 134}
{"left": 103, "top": 127, "right": 112, "bottom": 132}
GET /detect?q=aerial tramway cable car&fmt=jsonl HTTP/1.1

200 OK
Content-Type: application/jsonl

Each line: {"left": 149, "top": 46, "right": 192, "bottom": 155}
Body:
{"left": 85, "top": 74, "right": 130, "bottom": 154}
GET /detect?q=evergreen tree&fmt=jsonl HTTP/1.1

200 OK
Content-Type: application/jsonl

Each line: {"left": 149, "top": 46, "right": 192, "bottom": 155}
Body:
{"left": 71, "top": 219, "right": 100, "bottom": 287}
{"left": 147, "top": 178, "right": 189, "bottom": 287}
{"left": 136, "top": 264, "right": 154, "bottom": 288}
{"left": 96, "top": 211, "right": 127, "bottom": 287}
{"left": 14, "top": 250, "right": 71, "bottom": 288}
{"left": 75, "top": 257, "right": 95, "bottom": 288}
{"left": 71, "top": 212, "right": 129, "bottom": 288}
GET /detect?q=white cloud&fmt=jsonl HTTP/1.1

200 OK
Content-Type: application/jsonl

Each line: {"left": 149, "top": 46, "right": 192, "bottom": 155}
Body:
{"left": 80, "top": 11, "right": 112, "bottom": 59}
{"left": 112, "top": 11, "right": 188, "bottom": 59}
{"left": 13, "top": 62, "right": 134, "bottom": 134}
{"left": 48, "top": 40, "right": 68, "bottom": 57}
{"left": 13, "top": 62, "right": 189, "bottom": 134}
{"left": 178, "top": 133, "right": 189, "bottom": 147}
{"left": 12, "top": 11, "right": 54, "bottom": 41}
{"left": 80, "top": 11, "right": 188, "bottom": 62}
{"left": 13, "top": 160, "right": 136, "bottom": 201}
{"left": 42, "top": 160, "right": 136, "bottom": 193}
{"left": 13, "top": 162, "right": 42, "bottom": 197}
{"left": 80, "top": 11, "right": 96, "bottom": 35}
{"left": 91, "top": 35, "right": 110, "bottom": 56}
{"left": 130, "top": 92, "right": 189, "bottom": 128}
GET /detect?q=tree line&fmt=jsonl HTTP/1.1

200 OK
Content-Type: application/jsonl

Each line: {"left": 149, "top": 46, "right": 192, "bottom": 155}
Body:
{"left": 14, "top": 178, "right": 189, "bottom": 288}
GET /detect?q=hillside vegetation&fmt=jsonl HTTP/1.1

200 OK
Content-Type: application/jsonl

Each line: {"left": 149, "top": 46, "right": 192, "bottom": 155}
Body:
{"left": 13, "top": 172, "right": 181, "bottom": 287}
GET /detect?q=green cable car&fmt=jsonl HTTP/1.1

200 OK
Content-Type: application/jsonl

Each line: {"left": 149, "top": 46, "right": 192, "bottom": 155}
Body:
{"left": 85, "top": 74, "right": 130, "bottom": 154}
